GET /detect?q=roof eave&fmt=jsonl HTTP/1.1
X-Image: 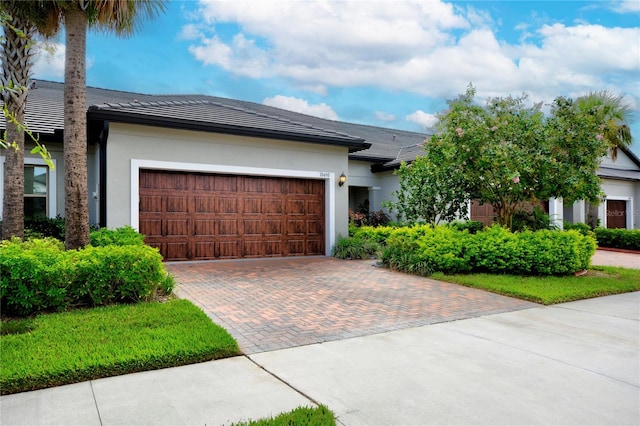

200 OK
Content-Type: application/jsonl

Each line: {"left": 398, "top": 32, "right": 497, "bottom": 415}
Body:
{"left": 88, "top": 108, "right": 370, "bottom": 153}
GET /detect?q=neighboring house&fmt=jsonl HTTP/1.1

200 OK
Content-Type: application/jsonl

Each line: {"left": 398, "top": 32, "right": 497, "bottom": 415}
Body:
{"left": 1, "top": 80, "right": 639, "bottom": 261}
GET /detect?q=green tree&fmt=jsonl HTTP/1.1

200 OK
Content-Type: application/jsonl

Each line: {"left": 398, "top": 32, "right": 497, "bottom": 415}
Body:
{"left": 386, "top": 139, "right": 468, "bottom": 226}
{"left": 575, "top": 90, "right": 634, "bottom": 160}
{"left": 422, "top": 85, "right": 608, "bottom": 229}
{"left": 24, "top": 0, "right": 166, "bottom": 249}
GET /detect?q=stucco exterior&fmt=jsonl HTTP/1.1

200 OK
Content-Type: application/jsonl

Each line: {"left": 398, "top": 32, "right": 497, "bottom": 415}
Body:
{"left": 104, "top": 123, "right": 350, "bottom": 254}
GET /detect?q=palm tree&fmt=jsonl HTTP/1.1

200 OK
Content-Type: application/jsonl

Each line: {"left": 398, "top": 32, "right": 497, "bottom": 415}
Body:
{"left": 57, "top": 0, "right": 166, "bottom": 249}
{"left": 0, "top": 3, "right": 35, "bottom": 239}
{"left": 576, "top": 90, "right": 635, "bottom": 160}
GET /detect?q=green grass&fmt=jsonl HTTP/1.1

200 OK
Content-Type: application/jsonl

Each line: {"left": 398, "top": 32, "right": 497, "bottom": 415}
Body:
{"left": 231, "top": 405, "right": 336, "bottom": 426}
{"left": 0, "top": 299, "right": 240, "bottom": 395}
{"left": 433, "top": 266, "right": 640, "bottom": 305}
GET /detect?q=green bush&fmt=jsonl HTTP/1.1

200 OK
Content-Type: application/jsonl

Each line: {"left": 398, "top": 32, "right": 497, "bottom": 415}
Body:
{"left": 380, "top": 224, "right": 596, "bottom": 276}
{"left": 381, "top": 225, "right": 472, "bottom": 275}
{"left": 351, "top": 225, "right": 395, "bottom": 245}
{"left": 332, "top": 236, "right": 379, "bottom": 259}
{"left": 564, "top": 222, "right": 595, "bottom": 236}
{"left": 594, "top": 228, "right": 640, "bottom": 250}
{"left": 0, "top": 234, "right": 173, "bottom": 317}
{"left": 90, "top": 225, "right": 146, "bottom": 246}
{"left": 449, "top": 220, "right": 485, "bottom": 234}
{"left": 24, "top": 215, "right": 66, "bottom": 240}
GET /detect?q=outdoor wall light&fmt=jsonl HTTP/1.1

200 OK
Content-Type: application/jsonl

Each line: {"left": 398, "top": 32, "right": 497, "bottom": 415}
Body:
{"left": 338, "top": 172, "right": 347, "bottom": 187}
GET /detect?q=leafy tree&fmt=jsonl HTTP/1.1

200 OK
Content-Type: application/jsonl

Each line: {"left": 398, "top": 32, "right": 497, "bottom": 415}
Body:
{"left": 403, "top": 85, "right": 609, "bottom": 229}
{"left": 386, "top": 138, "right": 468, "bottom": 226}
{"left": 575, "top": 90, "right": 634, "bottom": 160}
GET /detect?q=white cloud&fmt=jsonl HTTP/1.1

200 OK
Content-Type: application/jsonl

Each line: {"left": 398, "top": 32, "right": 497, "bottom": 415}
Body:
{"left": 610, "top": 0, "right": 640, "bottom": 13}
{"left": 375, "top": 111, "right": 396, "bottom": 122}
{"left": 32, "top": 42, "right": 65, "bottom": 80}
{"left": 262, "top": 95, "right": 338, "bottom": 120}
{"left": 186, "top": 0, "right": 639, "bottom": 113}
{"left": 406, "top": 110, "right": 438, "bottom": 129}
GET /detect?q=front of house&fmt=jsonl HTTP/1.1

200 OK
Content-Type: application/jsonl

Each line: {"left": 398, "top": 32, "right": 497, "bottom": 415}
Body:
{"left": 2, "top": 80, "right": 639, "bottom": 261}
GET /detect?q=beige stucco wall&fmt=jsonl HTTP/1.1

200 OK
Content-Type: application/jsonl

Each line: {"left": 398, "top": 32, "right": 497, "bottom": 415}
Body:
{"left": 105, "top": 123, "right": 350, "bottom": 253}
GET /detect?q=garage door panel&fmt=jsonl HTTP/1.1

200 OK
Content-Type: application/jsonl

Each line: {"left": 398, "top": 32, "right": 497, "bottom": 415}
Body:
{"left": 245, "top": 198, "right": 262, "bottom": 214}
{"left": 287, "top": 200, "right": 305, "bottom": 215}
{"left": 244, "top": 219, "right": 262, "bottom": 235}
{"left": 195, "top": 197, "right": 216, "bottom": 213}
{"left": 139, "top": 219, "right": 162, "bottom": 237}
{"left": 265, "top": 220, "right": 283, "bottom": 236}
{"left": 139, "top": 170, "right": 324, "bottom": 261}
{"left": 166, "top": 197, "right": 189, "bottom": 213}
{"left": 263, "top": 199, "right": 283, "bottom": 214}
{"left": 216, "top": 198, "right": 238, "bottom": 214}
{"left": 217, "top": 241, "right": 241, "bottom": 258}
{"left": 140, "top": 195, "right": 163, "bottom": 213}
{"left": 307, "top": 240, "right": 323, "bottom": 255}
{"left": 194, "top": 242, "right": 215, "bottom": 259}
{"left": 166, "top": 242, "right": 189, "bottom": 261}
{"left": 218, "top": 220, "right": 239, "bottom": 236}
{"left": 288, "top": 240, "right": 305, "bottom": 255}
{"left": 194, "top": 220, "right": 216, "bottom": 236}
{"left": 165, "top": 219, "right": 189, "bottom": 236}
{"left": 307, "top": 219, "right": 322, "bottom": 235}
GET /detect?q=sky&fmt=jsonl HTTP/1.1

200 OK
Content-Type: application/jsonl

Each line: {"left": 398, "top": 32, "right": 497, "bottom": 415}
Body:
{"left": 32, "top": 0, "right": 640, "bottom": 156}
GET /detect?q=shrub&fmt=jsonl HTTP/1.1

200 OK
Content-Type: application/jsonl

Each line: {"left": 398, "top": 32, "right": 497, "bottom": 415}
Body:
{"left": 0, "top": 238, "right": 73, "bottom": 315}
{"left": 24, "top": 215, "right": 66, "bottom": 240}
{"left": 351, "top": 225, "right": 395, "bottom": 245}
{"left": 379, "top": 224, "right": 596, "bottom": 276}
{"left": 73, "top": 245, "right": 166, "bottom": 306}
{"left": 90, "top": 225, "right": 146, "bottom": 247}
{"left": 564, "top": 222, "right": 595, "bottom": 236}
{"left": 332, "top": 236, "right": 379, "bottom": 259}
{"left": 368, "top": 210, "right": 390, "bottom": 227}
{"left": 0, "top": 234, "right": 173, "bottom": 317}
{"left": 594, "top": 228, "right": 640, "bottom": 251}
{"left": 449, "top": 220, "right": 485, "bottom": 234}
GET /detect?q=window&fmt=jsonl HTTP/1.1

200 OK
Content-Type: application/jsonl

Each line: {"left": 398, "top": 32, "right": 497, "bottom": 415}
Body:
{"left": 24, "top": 165, "right": 48, "bottom": 217}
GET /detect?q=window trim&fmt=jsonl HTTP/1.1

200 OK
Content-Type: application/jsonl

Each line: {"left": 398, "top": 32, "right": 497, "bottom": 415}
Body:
{"left": 0, "top": 157, "right": 57, "bottom": 219}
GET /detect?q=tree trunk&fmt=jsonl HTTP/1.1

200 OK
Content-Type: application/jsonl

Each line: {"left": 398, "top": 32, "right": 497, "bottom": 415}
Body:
{"left": 63, "top": 8, "right": 90, "bottom": 249}
{"left": 1, "top": 6, "right": 35, "bottom": 240}
{"left": 2, "top": 109, "right": 25, "bottom": 240}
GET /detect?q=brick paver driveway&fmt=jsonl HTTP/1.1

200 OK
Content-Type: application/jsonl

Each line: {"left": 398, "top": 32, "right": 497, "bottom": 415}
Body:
{"left": 167, "top": 257, "right": 537, "bottom": 354}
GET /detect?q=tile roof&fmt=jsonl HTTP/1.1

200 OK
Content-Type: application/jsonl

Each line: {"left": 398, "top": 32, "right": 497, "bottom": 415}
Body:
{"left": 5, "top": 80, "right": 429, "bottom": 162}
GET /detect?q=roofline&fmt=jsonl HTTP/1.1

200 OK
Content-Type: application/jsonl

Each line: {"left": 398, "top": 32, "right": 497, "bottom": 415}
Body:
{"left": 87, "top": 107, "right": 371, "bottom": 153}
{"left": 620, "top": 145, "right": 640, "bottom": 168}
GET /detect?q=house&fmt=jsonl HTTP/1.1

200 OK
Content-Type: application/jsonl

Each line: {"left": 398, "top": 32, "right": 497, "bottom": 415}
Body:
{"left": 1, "top": 80, "right": 639, "bottom": 261}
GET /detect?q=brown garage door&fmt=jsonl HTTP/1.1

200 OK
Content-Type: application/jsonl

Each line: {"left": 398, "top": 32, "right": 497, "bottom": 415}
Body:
{"left": 139, "top": 170, "right": 325, "bottom": 261}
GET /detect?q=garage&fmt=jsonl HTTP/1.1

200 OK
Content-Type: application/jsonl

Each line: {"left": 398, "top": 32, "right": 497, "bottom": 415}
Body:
{"left": 139, "top": 169, "right": 325, "bottom": 261}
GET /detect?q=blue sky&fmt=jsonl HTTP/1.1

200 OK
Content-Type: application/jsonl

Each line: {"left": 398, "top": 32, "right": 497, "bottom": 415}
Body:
{"left": 33, "top": 0, "right": 640, "bottom": 156}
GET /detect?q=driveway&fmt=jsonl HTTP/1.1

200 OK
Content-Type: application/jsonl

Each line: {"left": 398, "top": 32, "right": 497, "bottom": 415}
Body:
{"left": 166, "top": 257, "right": 536, "bottom": 354}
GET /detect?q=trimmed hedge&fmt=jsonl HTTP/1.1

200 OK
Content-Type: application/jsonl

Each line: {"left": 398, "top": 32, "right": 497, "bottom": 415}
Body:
{"left": 594, "top": 228, "right": 640, "bottom": 251}
{"left": 0, "top": 234, "right": 173, "bottom": 317}
{"left": 371, "top": 224, "right": 596, "bottom": 276}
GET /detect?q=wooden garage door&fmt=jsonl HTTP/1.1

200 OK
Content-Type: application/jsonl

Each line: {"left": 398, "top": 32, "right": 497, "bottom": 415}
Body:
{"left": 139, "top": 170, "right": 325, "bottom": 261}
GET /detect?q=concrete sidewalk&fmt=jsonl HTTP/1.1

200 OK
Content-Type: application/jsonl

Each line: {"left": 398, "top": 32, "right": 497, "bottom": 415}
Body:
{"left": 2, "top": 292, "right": 638, "bottom": 425}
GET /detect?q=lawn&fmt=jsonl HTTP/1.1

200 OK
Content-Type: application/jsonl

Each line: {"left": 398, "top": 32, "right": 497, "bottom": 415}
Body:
{"left": 0, "top": 299, "right": 240, "bottom": 395}
{"left": 432, "top": 266, "right": 640, "bottom": 305}
{"left": 231, "top": 405, "right": 336, "bottom": 426}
